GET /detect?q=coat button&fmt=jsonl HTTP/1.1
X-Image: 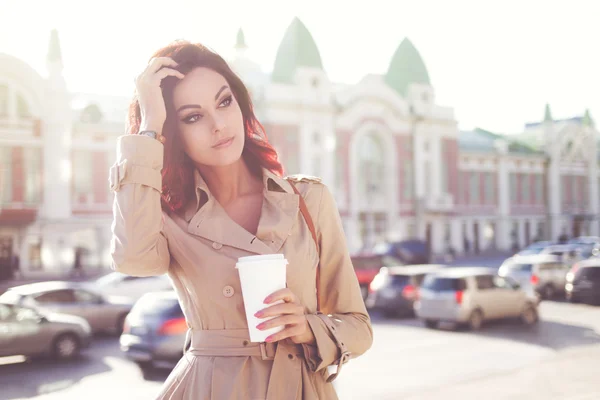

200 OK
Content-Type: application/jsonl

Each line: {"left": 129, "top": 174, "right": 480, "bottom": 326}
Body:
{"left": 212, "top": 242, "right": 223, "bottom": 250}
{"left": 223, "top": 286, "right": 235, "bottom": 298}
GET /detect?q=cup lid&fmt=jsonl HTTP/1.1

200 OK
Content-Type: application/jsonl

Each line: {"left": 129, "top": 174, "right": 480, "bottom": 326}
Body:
{"left": 236, "top": 254, "right": 286, "bottom": 268}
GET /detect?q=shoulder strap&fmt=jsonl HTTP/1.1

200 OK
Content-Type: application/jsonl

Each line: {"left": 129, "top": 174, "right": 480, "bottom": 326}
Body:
{"left": 286, "top": 179, "right": 321, "bottom": 312}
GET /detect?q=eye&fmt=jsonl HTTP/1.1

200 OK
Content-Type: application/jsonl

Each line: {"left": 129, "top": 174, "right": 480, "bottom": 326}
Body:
{"left": 219, "top": 95, "right": 233, "bottom": 108}
{"left": 182, "top": 113, "right": 202, "bottom": 124}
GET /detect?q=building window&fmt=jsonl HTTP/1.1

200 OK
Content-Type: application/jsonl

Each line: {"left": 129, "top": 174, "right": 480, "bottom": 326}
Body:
{"left": 484, "top": 172, "right": 495, "bottom": 205}
{"left": 359, "top": 134, "right": 384, "bottom": 196}
{"left": 0, "top": 147, "right": 11, "bottom": 204}
{"left": 16, "top": 94, "right": 30, "bottom": 118}
{"left": 533, "top": 175, "right": 540, "bottom": 204}
{"left": 521, "top": 173, "right": 530, "bottom": 204}
{"left": 24, "top": 147, "right": 41, "bottom": 204}
{"left": 0, "top": 85, "right": 8, "bottom": 116}
{"left": 469, "top": 172, "right": 480, "bottom": 204}
{"left": 403, "top": 159, "right": 413, "bottom": 200}
{"left": 284, "top": 130, "right": 299, "bottom": 175}
{"left": 510, "top": 174, "right": 517, "bottom": 203}
{"left": 72, "top": 150, "right": 93, "bottom": 198}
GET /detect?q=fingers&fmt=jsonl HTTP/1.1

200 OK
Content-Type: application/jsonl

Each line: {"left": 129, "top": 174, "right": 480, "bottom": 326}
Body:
{"left": 154, "top": 67, "right": 185, "bottom": 81}
{"left": 264, "top": 324, "right": 306, "bottom": 343}
{"left": 147, "top": 57, "right": 178, "bottom": 73}
{"left": 264, "top": 288, "right": 297, "bottom": 305}
{"left": 255, "top": 302, "right": 303, "bottom": 319}
{"left": 256, "top": 314, "right": 303, "bottom": 331}
{"left": 136, "top": 57, "right": 184, "bottom": 85}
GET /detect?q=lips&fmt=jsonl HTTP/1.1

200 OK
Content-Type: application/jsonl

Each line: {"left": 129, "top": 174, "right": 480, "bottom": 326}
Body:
{"left": 212, "top": 136, "right": 234, "bottom": 149}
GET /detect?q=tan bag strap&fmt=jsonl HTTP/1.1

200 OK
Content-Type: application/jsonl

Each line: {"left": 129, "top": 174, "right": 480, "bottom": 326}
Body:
{"left": 286, "top": 179, "right": 321, "bottom": 312}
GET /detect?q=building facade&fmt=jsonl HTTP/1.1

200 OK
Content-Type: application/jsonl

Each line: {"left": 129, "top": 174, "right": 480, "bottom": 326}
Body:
{"left": 0, "top": 20, "right": 598, "bottom": 278}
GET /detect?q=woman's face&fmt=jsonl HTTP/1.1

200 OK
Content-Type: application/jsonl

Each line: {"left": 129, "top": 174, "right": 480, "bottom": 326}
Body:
{"left": 173, "top": 67, "right": 245, "bottom": 168}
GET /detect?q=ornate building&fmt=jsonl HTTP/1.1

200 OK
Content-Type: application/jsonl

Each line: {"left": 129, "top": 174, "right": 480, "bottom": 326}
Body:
{"left": 0, "top": 19, "right": 598, "bottom": 278}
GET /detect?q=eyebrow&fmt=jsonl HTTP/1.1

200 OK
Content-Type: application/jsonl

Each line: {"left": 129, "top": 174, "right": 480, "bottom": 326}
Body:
{"left": 176, "top": 85, "right": 230, "bottom": 113}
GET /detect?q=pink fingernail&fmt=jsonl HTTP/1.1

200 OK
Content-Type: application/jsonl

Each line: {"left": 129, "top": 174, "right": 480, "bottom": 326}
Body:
{"left": 265, "top": 336, "right": 273, "bottom": 342}
{"left": 264, "top": 297, "right": 271, "bottom": 304}
{"left": 254, "top": 311, "right": 263, "bottom": 318}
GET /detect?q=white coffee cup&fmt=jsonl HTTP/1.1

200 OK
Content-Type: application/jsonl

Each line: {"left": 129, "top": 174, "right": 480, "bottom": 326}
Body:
{"left": 236, "top": 254, "right": 288, "bottom": 343}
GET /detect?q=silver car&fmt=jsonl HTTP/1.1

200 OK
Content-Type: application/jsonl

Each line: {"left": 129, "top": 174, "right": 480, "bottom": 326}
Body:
{"left": 499, "top": 254, "right": 569, "bottom": 299}
{"left": 415, "top": 267, "right": 538, "bottom": 330}
{"left": 91, "top": 272, "right": 173, "bottom": 302}
{"left": 0, "top": 302, "right": 91, "bottom": 360}
{"left": 0, "top": 281, "right": 134, "bottom": 334}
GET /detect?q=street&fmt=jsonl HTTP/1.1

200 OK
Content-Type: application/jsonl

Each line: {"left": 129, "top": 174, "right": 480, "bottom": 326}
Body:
{"left": 1, "top": 298, "right": 599, "bottom": 400}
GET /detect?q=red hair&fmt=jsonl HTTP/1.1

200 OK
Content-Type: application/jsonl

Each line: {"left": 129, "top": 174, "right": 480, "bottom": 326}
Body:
{"left": 127, "top": 40, "right": 283, "bottom": 213}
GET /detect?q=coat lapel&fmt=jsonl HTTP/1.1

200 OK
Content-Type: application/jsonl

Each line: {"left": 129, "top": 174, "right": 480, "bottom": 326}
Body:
{"left": 184, "top": 168, "right": 299, "bottom": 255}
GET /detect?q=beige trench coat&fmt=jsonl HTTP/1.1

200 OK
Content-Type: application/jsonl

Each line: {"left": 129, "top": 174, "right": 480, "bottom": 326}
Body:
{"left": 109, "top": 135, "right": 373, "bottom": 399}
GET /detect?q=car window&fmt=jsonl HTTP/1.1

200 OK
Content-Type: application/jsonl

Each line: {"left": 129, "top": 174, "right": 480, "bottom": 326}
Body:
{"left": 131, "top": 296, "right": 181, "bottom": 317}
{"left": 389, "top": 275, "right": 410, "bottom": 287}
{"left": 35, "top": 290, "right": 76, "bottom": 304}
{"left": 506, "top": 263, "right": 533, "bottom": 272}
{"left": 74, "top": 290, "right": 102, "bottom": 303}
{"left": 475, "top": 275, "right": 494, "bottom": 290}
{"left": 492, "top": 276, "right": 512, "bottom": 289}
{"left": 422, "top": 276, "right": 466, "bottom": 291}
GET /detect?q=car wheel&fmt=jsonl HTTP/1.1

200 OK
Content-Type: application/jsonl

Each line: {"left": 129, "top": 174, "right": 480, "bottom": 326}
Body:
{"left": 520, "top": 304, "right": 538, "bottom": 325}
{"left": 52, "top": 333, "right": 81, "bottom": 360}
{"left": 424, "top": 319, "right": 439, "bottom": 329}
{"left": 467, "top": 309, "right": 484, "bottom": 331}
{"left": 543, "top": 285, "right": 555, "bottom": 299}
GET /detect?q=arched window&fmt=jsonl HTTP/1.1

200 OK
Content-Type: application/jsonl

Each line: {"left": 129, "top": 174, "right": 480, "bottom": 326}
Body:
{"left": 358, "top": 133, "right": 385, "bottom": 195}
{"left": 0, "top": 85, "right": 8, "bottom": 116}
{"left": 16, "top": 93, "right": 30, "bottom": 118}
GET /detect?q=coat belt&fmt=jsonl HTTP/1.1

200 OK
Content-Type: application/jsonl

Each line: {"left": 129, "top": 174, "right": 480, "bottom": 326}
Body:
{"left": 186, "top": 329, "right": 306, "bottom": 399}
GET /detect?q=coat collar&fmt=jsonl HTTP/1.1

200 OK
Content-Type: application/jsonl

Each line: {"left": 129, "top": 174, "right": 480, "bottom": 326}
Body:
{"left": 182, "top": 168, "right": 299, "bottom": 255}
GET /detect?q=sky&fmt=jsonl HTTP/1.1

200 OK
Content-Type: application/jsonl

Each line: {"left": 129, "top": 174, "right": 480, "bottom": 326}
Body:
{"left": 1, "top": 0, "right": 598, "bottom": 134}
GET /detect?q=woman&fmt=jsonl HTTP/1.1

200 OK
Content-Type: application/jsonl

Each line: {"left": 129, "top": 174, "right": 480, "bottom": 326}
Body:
{"left": 110, "top": 40, "right": 372, "bottom": 399}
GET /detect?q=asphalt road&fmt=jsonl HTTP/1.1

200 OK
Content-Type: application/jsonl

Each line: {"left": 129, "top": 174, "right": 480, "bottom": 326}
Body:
{"left": 1, "top": 297, "right": 599, "bottom": 400}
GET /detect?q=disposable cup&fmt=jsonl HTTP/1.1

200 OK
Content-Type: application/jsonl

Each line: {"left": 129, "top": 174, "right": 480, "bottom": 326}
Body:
{"left": 236, "top": 254, "right": 288, "bottom": 343}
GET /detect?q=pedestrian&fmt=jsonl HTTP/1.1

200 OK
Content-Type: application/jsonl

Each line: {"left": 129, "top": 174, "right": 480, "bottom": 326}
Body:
{"left": 109, "top": 41, "right": 372, "bottom": 400}
{"left": 71, "top": 247, "right": 84, "bottom": 278}
{"left": 11, "top": 253, "right": 21, "bottom": 279}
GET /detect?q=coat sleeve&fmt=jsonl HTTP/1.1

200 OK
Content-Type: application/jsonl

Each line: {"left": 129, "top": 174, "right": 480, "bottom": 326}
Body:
{"left": 302, "top": 183, "right": 373, "bottom": 375}
{"left": 109, "top": 134, "right": 170, "bottom": 276}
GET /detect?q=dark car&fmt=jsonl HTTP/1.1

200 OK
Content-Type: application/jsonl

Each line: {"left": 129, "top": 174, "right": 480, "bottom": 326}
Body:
{"left": 365, "top": 264, "right": 445, "bottom": 317}
{"left": 566, "top": 259, "right": 600, "bottom": 305}
{"left": 352, "top": 240, "right": 432, "bottom": 300}
{"left": 120, "top": 291, "right": 187, "bottom": 374}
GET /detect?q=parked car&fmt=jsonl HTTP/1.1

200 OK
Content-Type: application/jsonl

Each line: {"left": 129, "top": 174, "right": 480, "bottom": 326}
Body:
{"left": 516, "top": 241, "right": 554, "bottom": 256}
{"left": 366, "top": 264, "right": 445, "bottom": 317}
{"left": 0, "top": 281, "right": 134, "bottom": 334}
{"left": 90, "top": 272, "right": 172, "bottom": 302}
{"left": 0, "top": 301, "right": 91, "bottom": 360}
{"left": 498, "top": 254, "right": 569, "bottom": 299}
{"left": 566, "top": 259, "right": 600, "bottom": 305}
{"left": 568, "top": 236, "right": 600, "bottom": 246}
{"left": 120, "top": 291, "right": 187, "bottom": 373}
{"left": 352, "top": 239, "right": 431, "bottom": 300}
{"left": 414, "top": 267, "right": 538, "bottom": 330}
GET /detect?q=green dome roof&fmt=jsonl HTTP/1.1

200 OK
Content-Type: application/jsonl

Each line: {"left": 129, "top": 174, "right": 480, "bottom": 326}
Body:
{"left": 47, "top": 29, "right": 62, "bottom": 62}
{"left": 235, "top": 28, "right": 247, "bottom": 49}
{"left": 384, "top": 38, "right": 430, "bottom": 96}
{"left": 544, "top": 103, "right": 553, "bottom": 121}
{"left": 271, "top": 17, "right": 323, "bottom": 83}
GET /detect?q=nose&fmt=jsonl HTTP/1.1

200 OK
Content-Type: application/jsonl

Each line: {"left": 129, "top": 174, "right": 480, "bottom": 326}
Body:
{"left": 210, "top": 113, "right": 226, "bottom": 134}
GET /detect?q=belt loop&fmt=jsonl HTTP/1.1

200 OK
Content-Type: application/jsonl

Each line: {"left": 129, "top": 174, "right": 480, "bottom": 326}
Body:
{"left": 260, "top": 342, "right": 275, "bottom": 361}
